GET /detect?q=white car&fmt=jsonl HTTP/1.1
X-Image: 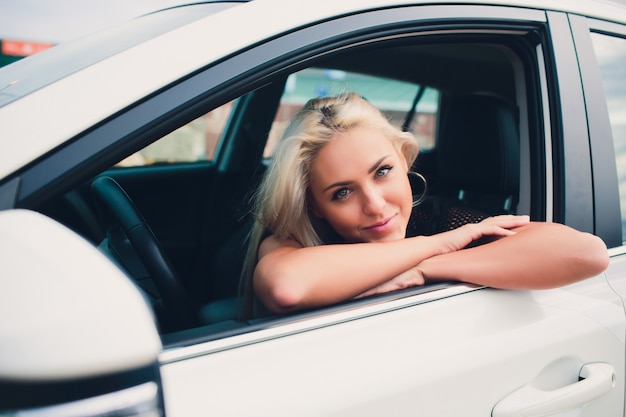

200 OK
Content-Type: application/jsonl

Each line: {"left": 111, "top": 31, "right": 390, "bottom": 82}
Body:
{"left": 1, "top": 0, "right": 626, "bottom": 416}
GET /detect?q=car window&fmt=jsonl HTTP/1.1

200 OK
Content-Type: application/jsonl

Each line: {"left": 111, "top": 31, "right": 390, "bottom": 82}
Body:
{"left": 121, "top": 69, "right": 440, "bottom": 166}
{"left": 95, "top": 39, "right": 529, "bottom": 336}
{"left": 590, "top": 32, "right": 626, "bottom": 243}
{"left": 118, "top": 100, "right": 236, "bottom": 166}
{"left": 32, "top": 14, "right": 539, "bottom": 341}
{"left": 263, "top": 68, "right": 440, "bottom": 157}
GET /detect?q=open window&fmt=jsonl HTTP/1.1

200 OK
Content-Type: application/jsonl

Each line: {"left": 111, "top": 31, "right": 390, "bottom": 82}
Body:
{"left": 165, "top": 34, "right": 539, "bottom": 340}
{"left": 34, "top": 23, "right": 544, "bottom": 341}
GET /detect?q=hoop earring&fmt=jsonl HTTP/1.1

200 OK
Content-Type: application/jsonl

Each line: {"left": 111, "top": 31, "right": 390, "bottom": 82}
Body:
{"left": 408, "top": 171, "right": 428, "bottom": 206}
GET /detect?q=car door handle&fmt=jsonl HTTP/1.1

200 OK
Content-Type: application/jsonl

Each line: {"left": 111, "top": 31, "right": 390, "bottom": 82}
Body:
{"left": 492, "top": 363, "right": 616, "bottom": 417}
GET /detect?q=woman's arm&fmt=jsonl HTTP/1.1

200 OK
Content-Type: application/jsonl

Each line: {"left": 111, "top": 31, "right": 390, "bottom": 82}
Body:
{"left": 254, "top": 235, "right": 435, "bottom": 314}
{"left": 254, "top": 215, "right": 530, "bottom": 313}
{"left": 418, "top": 222, "right": 609, "bottom": 289}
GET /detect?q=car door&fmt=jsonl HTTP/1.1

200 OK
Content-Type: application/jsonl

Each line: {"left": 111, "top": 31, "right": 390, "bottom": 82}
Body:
{"left": 152, "top": 4, "right": 625, "bottom": 416}
{"left": 571, "top": 8, "right": 626, "bottom": 403}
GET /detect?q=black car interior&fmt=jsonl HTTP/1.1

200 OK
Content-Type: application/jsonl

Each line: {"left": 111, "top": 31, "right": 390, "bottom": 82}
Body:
{"left": 435, "top": 93, "right": 520, "bottom": 215}
{"left": 33, "top": 36, "right": 531, "bottom": 336}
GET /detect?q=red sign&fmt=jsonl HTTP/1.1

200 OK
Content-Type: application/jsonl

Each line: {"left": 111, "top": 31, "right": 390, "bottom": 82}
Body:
{"left": 2, "top": 39, "right": 53, "bottom": 57}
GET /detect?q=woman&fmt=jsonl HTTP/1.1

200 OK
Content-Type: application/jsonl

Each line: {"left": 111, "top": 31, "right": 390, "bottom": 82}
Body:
{"left": 240, "top": 93, "right": 609, "bottom": 318}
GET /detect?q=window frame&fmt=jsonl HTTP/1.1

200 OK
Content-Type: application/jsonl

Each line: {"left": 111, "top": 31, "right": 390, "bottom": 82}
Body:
{"left": 153, "top": 7, "right": 550, "bottom": 347}
{"left": 13, "top": 4, "right": 546, "bottom": 208}
{"left": 570, "top": 15, "right": 625, "bottom": 248}
{"left": 10, "top": 4, "right": 558, "bottom": 347}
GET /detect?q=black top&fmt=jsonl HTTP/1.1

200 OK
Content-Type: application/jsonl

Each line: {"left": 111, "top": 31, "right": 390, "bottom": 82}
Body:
{"left": 406, "top": 197, "right": 488, "bottom": 237}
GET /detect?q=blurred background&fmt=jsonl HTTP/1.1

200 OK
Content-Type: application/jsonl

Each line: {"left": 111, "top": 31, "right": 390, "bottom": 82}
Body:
{"left": 0, "top": 0, "right": 188, "bottom": 67}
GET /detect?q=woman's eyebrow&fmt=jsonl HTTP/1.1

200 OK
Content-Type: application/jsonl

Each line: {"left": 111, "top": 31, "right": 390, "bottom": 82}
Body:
{"left": 323, "top": 180, "right": 351, "bottom": 193}
{"left": 322, "top": 155, "right": 391, "bottom": 193}
{"left": 368, "top": 155, "right": 390, "bottom": 174}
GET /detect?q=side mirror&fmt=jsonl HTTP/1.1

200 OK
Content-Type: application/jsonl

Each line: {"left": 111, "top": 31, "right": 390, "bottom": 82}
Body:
{"left": 0, "top": 210, "right": 164, "bottom": 416}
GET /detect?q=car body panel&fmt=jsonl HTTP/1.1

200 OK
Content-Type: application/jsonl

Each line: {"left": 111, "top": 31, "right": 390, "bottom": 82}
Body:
{"left": 606, "top": 248, "right": 626, "bottom": 296}
{"left": 160, "top": 280, "right": 624, "bottom": 416}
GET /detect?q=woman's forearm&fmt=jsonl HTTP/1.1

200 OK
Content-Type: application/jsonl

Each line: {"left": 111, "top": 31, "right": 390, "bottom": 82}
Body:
{"left": 418, "top": 222, "right": 609, "bottom": 289}
{"left": 254, "top": 215, "right": 532, "bottom": 313}
{"left": 254, "top": 235, "right": 441, "bottom": 313}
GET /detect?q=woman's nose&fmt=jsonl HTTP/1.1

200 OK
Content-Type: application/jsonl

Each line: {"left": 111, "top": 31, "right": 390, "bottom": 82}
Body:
{"left": 361, "top": 186, "right": 385, "bottom": 215}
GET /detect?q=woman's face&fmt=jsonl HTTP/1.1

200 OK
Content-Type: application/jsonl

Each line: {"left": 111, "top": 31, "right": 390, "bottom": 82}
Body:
{"left": 309, "top": 126, "right": 413, "bottom": 243}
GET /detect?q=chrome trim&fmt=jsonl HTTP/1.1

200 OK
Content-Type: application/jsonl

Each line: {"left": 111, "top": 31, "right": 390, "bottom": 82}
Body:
{"left": 159, "top": 283, "right": 483, "bottom": 364}
{"left": 608, "top": 246, "right": 626, "bottom": 257}
{"left": 2, "top": 382, "right": 159, "bottom": 417}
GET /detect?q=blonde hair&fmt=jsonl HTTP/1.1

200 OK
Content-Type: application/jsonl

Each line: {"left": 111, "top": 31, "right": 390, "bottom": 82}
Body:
{"left": 240, "top": 93, "right": 419, "bottom": 318}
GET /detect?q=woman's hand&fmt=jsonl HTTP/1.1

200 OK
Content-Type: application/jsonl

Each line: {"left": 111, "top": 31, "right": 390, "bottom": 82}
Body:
{"left": 433, "top": 214, "right": 530, "bottom": 254}
{"left": 354, "top": 268, "right": 426, "bottom": 299}
{"left": 354, "top": 215, "right": 529, "bottom": 299}
{"left": 417, "top": 221, "right": 609, "bottom": 290}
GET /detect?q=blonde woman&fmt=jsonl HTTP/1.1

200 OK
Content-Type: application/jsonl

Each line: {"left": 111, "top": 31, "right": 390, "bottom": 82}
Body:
{"left": 240, "top": 93, "right": 608, "bottom": 318}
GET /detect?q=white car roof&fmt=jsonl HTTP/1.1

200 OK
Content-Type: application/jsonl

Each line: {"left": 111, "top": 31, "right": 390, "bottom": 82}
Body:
{"left": 0, "top": 0, "right": 624, "bottom": 180}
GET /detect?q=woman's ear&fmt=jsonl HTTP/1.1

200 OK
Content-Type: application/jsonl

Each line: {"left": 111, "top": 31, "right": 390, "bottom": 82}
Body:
{"left": 393, "top": 141, "right": 413, "bottom": 172}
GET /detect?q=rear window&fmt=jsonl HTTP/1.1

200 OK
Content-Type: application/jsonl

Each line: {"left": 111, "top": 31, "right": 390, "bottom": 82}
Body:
{"left": 264, "top": 67, "right": 440, "bottom": 157}
{"left": 590, "top": 32, "right": 626, "bottom": 242}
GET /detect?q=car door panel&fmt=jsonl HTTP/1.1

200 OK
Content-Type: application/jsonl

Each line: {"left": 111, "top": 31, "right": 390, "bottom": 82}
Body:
{"left": 160, "top": 279, "right": 624, "bottom": 416}
{"left": 604, "top": 251, "right": 626, "bottom": 323}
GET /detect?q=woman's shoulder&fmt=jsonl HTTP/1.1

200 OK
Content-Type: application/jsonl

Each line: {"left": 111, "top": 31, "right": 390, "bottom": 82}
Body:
{"left": 258, "top": 234, "right": 303, "bottom": 260}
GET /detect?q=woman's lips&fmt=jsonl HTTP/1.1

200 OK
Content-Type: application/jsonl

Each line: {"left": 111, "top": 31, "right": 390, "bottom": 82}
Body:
{"left": 363, "top": 214, "right": 397, "bottom": 234}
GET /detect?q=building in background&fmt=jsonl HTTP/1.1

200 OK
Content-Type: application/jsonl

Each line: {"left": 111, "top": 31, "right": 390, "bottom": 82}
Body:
{"left": 0, "top": 38, "right": 53, "bottom": 67}
{"left": 0, "top": 0, "right": 190, "bottom": 68}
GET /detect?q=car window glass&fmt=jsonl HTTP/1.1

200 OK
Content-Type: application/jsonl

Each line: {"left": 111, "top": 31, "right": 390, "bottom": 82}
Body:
{"left": 590, "top": 32, "right": 626, "bottom": 243}
{"left": 117, "top": 100, "right": 235, "bottom": 166}
{"left": 263, "top": 68, "right": 440, "bottom": 157}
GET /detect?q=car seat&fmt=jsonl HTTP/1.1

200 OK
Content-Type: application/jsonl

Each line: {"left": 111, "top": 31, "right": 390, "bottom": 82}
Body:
{"left": 433, "top": 92, "right": 520, "bottom": 215}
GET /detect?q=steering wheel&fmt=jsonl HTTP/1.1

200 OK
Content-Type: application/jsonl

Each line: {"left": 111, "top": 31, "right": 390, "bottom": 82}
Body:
{"left": 91, "top": 176, "right": 198, "bottom": 329}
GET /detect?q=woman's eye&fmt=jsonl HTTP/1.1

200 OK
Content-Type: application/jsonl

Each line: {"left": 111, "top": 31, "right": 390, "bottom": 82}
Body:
{"left": 332, "top": 188, "right": 350, "bottom": 200}
{"left": 375, "top": 165, "right": 393, "bottom": 178}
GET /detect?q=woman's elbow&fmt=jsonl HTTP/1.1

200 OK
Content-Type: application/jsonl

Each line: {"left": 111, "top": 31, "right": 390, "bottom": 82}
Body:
{"left": 539, "top": 223, "right": 610, "bottom": 277}
{"left": 578, "top": 233, "right": 610, "bottom": 276}
{"left": 263, "top": 281, "right": 306, "bottom": 314}
{"left": 254, "top": 261, "right": 307, "bottom": 314}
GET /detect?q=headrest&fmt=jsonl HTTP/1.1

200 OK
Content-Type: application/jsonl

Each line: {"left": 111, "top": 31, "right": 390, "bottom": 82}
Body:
{"left": 436, "top": 93, "right": 520, "bottom": 212}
